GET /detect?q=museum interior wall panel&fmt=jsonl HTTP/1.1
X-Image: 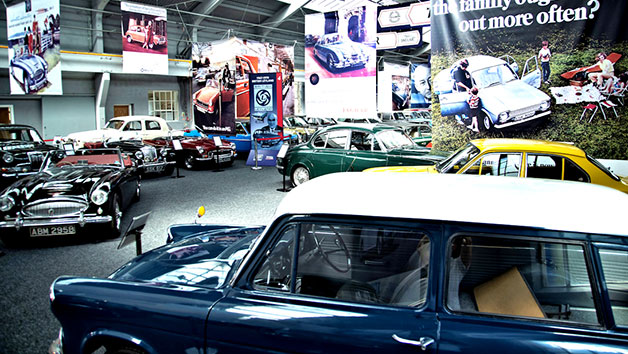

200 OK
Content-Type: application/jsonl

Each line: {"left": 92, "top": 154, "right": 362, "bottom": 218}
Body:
{"left": 41, "top": 96, "right": 96, "bottom": 138}
{"left": 0, "top": 98, "right": 43, "bottom": 131}
{"left": 105, "top": 74, "right": 181, "bottom": 118}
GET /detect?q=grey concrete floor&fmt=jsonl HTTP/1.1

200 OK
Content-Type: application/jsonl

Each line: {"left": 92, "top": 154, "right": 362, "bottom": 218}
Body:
{"left": 0, "top": 158, "right": 289, "bottom": 354}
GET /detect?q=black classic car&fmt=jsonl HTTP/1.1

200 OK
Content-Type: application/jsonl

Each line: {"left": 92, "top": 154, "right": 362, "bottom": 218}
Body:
{"left": 0, "top": 148, "right": 140, "bottom": 244}
{"left": 84, "top": 139, "right": 176, "bottom": 176}
{"left": 0, "top": 124, "right": 59, "bottom": 188}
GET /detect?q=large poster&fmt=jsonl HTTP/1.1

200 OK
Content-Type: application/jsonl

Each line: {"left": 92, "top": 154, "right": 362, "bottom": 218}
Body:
{"left": 6, "top": 0, "right": 61, "bottom": 95}
{"left": 121, "top": 1, "right": 168, "bottom": 75}
{"left": 192, "top": 37, "right": 295, "bottom": 135}
{"left": 305, "top": 5, "right": 377, "bottom": 118}
{"left": 411, "top": 63, "right": 431, "bottom": 109}
{"left": 246, "top": 72, "right": 284, "bottom": 166}
{"left": 431, "top": 0, "right": 628, "bottom": 159}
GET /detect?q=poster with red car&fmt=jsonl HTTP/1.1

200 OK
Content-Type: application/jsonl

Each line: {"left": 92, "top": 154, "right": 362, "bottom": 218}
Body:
{"left": 121, "top": 1, "right": 168, "bottom": 75}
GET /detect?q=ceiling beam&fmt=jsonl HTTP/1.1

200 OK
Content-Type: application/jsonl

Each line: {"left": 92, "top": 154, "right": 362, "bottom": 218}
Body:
{"left": 258, "top": 0, "right": 310, "bottom": 39}
{"left": 192, "top": 0, "right": 226, "bottom": 27}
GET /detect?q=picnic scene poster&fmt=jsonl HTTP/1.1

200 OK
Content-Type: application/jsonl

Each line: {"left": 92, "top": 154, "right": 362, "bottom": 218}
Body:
{"left": 430, "top": 0, "right": 628, "bottom": 159}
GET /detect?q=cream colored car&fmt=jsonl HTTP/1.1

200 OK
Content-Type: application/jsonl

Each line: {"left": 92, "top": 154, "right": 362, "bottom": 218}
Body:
{"left": 65, "top": 116, "right": 174, "bottom": 149}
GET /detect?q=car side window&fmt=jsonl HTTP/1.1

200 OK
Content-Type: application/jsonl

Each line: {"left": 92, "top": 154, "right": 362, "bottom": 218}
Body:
{"left": 236, "top": 123, "right": 246, "bottom": 135}
{"left": 446, "top": 235, "right": 599, "bottom": 325}
{"left": 145, "top": 120, "right": 162, "bottom": 131}
{"left": 252, "top": 222, "right": 430, "bottom": 308}
{"left": 350, "top": 131, "right": 376, "bottom": 151}
{"left": 123, "top": 121, "right": 142, "bottom": 131}
{"left": 312, "top": 133, "right": 327, "bottom": 148}
{"left": 313, "top": 130, "right": 348, "bottom": 149}
{"left": 597, "top": 248, "right": 628, "bottom": 327}
{"left": 462, "top": 153, "right": 521, "bottom": 176}
{"left": 563, "top": 159, "right": 590, "bottom": 182}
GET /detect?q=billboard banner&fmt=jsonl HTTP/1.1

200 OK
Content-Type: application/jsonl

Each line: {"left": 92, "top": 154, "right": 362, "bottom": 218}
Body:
{"left": 246, "top": 72, "right": 284, "bottom": 167}
{"left": 411, "top": 63, "right": 431, "bottom": 109}
{"left": 376, "top": 2, "right": 430, "bottom": 50}
{"left": 6, "top": 0, "right": 61, "bottom": 95}
{"left": 431, "top": 0, "right": 628, "bottom": 159}
{"left": 305, "top": 5, "right": 377, "bottom": 118}
{"left": 192, "top": 37, "right": 295, "bottom": 135}
{"left": 121, "top": 1, "right": 168, "bottom": 75}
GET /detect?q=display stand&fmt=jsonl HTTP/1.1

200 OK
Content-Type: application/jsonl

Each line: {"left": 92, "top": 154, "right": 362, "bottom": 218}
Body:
{"left": 171, "top": 138, "right": 185, "bottom": 179}
{"left": 276, "top": 143, "right": 291, "bottom": 192}
{"left": 251, "top": 138, "right": 262, "bottom": 170}
{"left": 212, "top": 136, "right": 224, "bottom": 172}
{"left": 117, "top": 211, "right": 151, "bottom": 256}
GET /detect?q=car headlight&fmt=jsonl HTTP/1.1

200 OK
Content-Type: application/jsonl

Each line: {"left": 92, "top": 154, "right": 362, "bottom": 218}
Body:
{"left": 196, "top": 146, "right": 205, "bottom": 154}
{"left": 2, "top": 153, "right": 14, "bottom": 164}
{"left": 0, "top": 195, "right": 15, "bottom": 212}
{"left": 134, "top": 151, "right": 143, "bottom": 159}
{"left": 90, "top": 184, "right": 110, "bottom": 206}
{"left": 160, "top": 148, "right": 168, "bottom": 157}
{"left": 498, "top": 112, "right": 509, "bottom": 122}
{"left": 540, "top": 100, "right": 550, "bottom": 111}
{"left": 229, "top": 142, "right": 236, "bottom": 150}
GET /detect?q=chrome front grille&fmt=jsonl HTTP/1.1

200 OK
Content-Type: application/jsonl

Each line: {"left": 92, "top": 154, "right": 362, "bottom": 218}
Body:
{"left": 141, "top": 145, "right": 158, "bottom": 162}
{"left": 510, "top": 105, "right": 539, "bottom": 118}
{"left": 22, "top": 198, "right": 88, "bottom": 217}
{"left": 27, "top": 151, "right": 44, "bottom": 164}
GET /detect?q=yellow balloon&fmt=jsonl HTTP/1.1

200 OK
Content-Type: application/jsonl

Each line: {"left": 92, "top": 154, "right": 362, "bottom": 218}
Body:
{"left": 197, "top": 206, "right": 206, "bottom": 217}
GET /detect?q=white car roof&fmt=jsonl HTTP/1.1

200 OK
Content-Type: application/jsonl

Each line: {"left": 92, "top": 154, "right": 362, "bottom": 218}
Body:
{"left": 109, "top": 115, "right": 167, "bottom": 123}
{"left": 466, "top": 55, "right": 509, "bottom": 72}
{"left": 273, "top": 173, "right": 628, "bottom": 237}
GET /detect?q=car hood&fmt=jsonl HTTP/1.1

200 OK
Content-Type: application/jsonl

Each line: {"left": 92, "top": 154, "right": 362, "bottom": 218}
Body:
{"left": 325, "top": 42, "right": 366, "bottom": 56}
{"left": 3, "top": 167, "right": 115, "bottom": 201}
{"left": 13, "top": 55, "right": 46, "bottom": 70}
{"left": 109, "top": 226, "right": 265, "bottom": 288}
{"left": 480, "top": 80, "right": 550, "bottom": 113}
{"left": 66, "top": 129, "right": 120, "bottom": 142}
{"left": 365, "top": 165, "right": 436, "bottom": 173}
{"left": 195, "top": 87, "right": 219, "bottom": 102}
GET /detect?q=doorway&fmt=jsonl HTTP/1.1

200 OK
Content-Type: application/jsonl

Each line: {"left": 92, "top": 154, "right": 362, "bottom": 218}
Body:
{"left": 0, "top": 106, "right": 13, "bottom": 125}
{"left": 114, "top": 104, "right": 132, "bottom": 117}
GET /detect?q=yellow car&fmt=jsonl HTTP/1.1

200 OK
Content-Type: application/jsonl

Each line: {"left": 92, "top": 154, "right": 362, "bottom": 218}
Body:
{"left": 366, "top": 138, "right": 628, "bottom": 193}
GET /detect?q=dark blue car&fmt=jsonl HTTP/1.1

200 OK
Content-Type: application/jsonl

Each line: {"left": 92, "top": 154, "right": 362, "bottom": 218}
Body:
{"left": 49, "top": 173, "right": 628, "bottom": 354}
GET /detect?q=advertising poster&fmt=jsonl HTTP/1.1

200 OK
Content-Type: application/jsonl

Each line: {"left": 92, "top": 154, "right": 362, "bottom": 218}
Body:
{"left": 6, "top": 0, "right": 61, "bottom": 95}
{"left": 431, "top": 0, "right": 628, "bottom": 159}
{"left": 191, "top": 37, "right": 294, "bottom": 135}
{"left": 411, "top": 63, "right": 431, "bottom": 109}
{"left": 305, "top": 5, "right": 377, "bottom": 118}
{"left": 121, "top": 1, "right": 168, "bottom": 75}
{"left": 246, "top": 72, "right": 284, "bottom": 167}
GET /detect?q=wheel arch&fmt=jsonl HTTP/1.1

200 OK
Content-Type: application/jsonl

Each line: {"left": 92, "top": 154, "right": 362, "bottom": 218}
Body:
{"left": 81, "top": 330, "right": 157, "bottom": 354}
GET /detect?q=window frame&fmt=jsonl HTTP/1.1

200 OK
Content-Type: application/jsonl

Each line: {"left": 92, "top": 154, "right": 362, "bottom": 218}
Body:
{"left": 460, "top": 152, "right": 523, "bottom": 177}
{"left": 524, "top": 153, "right": 590, "bottom": 183}
{"left": 592, "top": 243, "right": 628, "bottom": 331}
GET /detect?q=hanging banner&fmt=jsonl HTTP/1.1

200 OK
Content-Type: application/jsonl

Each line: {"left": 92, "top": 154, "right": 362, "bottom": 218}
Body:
{"left": 411, "top": 63, "right": 431, "bottom": 109}
{"left": 376, "top": 2, "right": 430, "bottom": 50}
{"left": 431, "top": 0, "right": 628, "bottom": 159}
{"left": 191, "top": 37, "right": 295, "bottom": 135}
{"left": 246, "top": 72, "right": 284, "bottom": 167}
{"left": 305, "top": 5, "right": 377, "bottom": 118}
{"left": 6, "top": 0, "right": 61, "bottom": 95}
{"left": 121, "top": 1, "right": 168, "bottom": 75}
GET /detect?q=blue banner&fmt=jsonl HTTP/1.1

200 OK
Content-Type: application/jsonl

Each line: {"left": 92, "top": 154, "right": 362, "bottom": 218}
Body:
{"left": 246, "top": 72, "right": 284, "bottom": 166}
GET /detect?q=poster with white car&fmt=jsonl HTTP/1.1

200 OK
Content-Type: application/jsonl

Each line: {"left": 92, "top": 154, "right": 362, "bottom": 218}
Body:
{"left": 431, "top": 0, "right": 628, "bottom": 159}
{"left": 305, "top": 5, "right": 377, "bottom": 118}
{"left": 121, "top": 1, "right": 168, "bottom": 75}
{"left": 6, "top": 0, "right": 61, "bottom": 95}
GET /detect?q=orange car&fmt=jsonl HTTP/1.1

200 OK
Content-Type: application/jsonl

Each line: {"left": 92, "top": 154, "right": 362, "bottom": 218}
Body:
{"left": 125, "top": 25, "right": 166, "bottom": 49}
{"left": 193, "top": 79, "right": 235, "bottom": 114}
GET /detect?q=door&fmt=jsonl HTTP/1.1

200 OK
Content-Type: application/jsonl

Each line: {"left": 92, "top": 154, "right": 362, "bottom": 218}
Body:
{"left": 0, "top": 106, "right": 12, "bottom": 124}
{"left": 206, "top": 218, "right": 441, "bottom": 353}
{"left": 521, "top": 55, "right": 542, "bottom": 88}
{"left": 308, "top": 128, "right": 350, "bottom": 177}
{"left": 114, "top": 104, "right": 131, "bottom": 117}
{"left": 343, "top": 130, "right": 387, "bottom": 172}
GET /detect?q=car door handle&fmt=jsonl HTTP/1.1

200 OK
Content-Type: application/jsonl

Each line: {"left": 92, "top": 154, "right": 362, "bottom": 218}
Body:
{"left": 392, "top": 334, "right": 434, "bottom": 351}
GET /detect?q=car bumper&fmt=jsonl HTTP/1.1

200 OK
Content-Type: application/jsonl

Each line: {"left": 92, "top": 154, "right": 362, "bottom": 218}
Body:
{"left": 194, "top": 103, "right": 215, "bottom": 114}
{"left": 1, "top": 171, "right": 37, "bottom": 179}
{"left": 0, "top": 214, "right": 112, "bottom": 230}
{"left": 494, "top": 110, "right": 551, "bottom": 129}
{"left": 332, "top": 57, "right": 368, "bottom": 69}
{"left": 142, "top": 160, "right": 176, "bottom": 173}
{"left": 194, "top": 152, "right": 236, "bottom": 163}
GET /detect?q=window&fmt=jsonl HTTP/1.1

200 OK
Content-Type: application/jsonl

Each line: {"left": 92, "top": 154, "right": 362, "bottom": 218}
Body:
{"left": 236, "top": 122, "right": 247, "bottom": 135}
{"left": 252, "top": 222, "right": 430, "bottom": 308}
{"left": 463, "top": 153, "right": 521, "bottom": 176}
{"left": 145, "top": 120, "right": 162, "bottom": 131}
{"left": 350, "top": 131, "right": 377, "bottom": 151}
{"left": 446, "top": 235, "right": 599, "bottom": 325}
{"left": 312, "top": 130, "right": 349, "bottom": 149}
{"left": 148, "top": 90, "right": 179, "bottom": 121}
{"left": 123, "top": 121, "right": 142, "bottom": 131}
{"left": 526, "top": 154, "right": 590, "bottom": 182}
{"left": 598, "top": 248, "right": 628, "bottom": 326}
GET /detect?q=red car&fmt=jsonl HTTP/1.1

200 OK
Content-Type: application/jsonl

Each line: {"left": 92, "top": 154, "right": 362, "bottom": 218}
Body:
{"left": 193, "top": 79, "right": 235, "bottom": 115}
{"left": 144, "top": 135, "right": 236, "bottom": 169}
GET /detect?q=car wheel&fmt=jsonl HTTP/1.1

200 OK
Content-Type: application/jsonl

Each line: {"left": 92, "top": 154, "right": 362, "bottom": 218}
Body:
{"left": 23, "top": 73, "right": 30, "bottom": 94}
{"left": 327, "top": 55, "right": 334, "bottom": 70}
{"left": 126, "top": 35, "right": 132, "bottom": 43}
{"left": 108, "top": 195, "right": 122, "bottom": 238}
{"left": 480, "top": 113, "right": 493, "bottom": 132}
{"left": 132, "top": 178, "right": 141, "bottom": 202}
{"left": 184, "top": 154, "right": 195, "bottom": 170}
{"left": 148, "top": 42, "right": 154, "bottom": 49}
{"left": 291, "top": 166, "right": 310, "bottom": 187}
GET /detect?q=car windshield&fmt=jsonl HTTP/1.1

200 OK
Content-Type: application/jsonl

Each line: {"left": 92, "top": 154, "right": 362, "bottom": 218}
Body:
{"left": 0, "top": 127, "right": 43, "bottom": 143}
{"left": 105, "top": 120, "right": 125, "bottom": 130}
{"left": 472, "top": 64, "right": 517, "bottom": 89}
{"left": 42, "top": 150, "right": 123, "bottom": 170}
{"left": 436, "top": 142, "right": 481, "bottom": 173}
{"left": 205, "top": 79, "right": 221, "bottom": 89}
{"left": 377, "top": 130, "right": 416, "bottom": 150}
{"left": 291, "top": 116, "right": 309, "bottom": 127}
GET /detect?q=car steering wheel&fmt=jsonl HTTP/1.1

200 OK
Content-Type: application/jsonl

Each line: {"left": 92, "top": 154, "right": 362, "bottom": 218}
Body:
{"left": 312, "top": 225, "right": 351, "bottom": 273}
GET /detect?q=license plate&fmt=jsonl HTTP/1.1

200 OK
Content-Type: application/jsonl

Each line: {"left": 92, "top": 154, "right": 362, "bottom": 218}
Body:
{"left": 145, "top": 164, "right": 165, "bottom": 173}
{"left": 30, "top": 225, "right": 76, "bottom": 237}
{"left": 219, "top": 155, "right": 230, "bottom": 163}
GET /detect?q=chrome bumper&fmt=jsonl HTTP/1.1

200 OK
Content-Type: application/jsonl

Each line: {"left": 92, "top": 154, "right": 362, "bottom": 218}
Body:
{"left": 0, "top": 214, "right": 112, "bottom": 230}
{"left": 495, "top": 110, "right": 551, "bottom": 129}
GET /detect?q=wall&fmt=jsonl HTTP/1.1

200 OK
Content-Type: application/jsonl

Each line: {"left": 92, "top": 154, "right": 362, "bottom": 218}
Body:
{"left": 41, "top": 96, "right": 96, "bottom": 138}
{"left": 0, "top": 98, "right": 43, "bottom": 132}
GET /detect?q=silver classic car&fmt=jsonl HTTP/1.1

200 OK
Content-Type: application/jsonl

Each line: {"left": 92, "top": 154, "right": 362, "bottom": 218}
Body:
{"left": 313, "top": 33, "right": 370, "bottom": 71}
{"left": 10, "top": 54, "right": 49, "bottom": 94}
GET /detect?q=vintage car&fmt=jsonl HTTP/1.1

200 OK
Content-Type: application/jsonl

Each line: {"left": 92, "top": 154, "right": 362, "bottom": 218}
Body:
{"left": 305, "top": 116, "right": 337, "bottom": 128}
{"left": 205, "top": 120, "right": 298, "bottom": 154}
{"left": 144, "top": 135, "right": 236, "bottom": 170}
{"left": 10, "top": 54, "right": 48, "bottom": 94}
{"left": 84, "top": 139, "right": 176, "bottom": 176}
{"left": 404, "top": 122, "right": 432, "bottom": 148}
{"left": 336, "top": 117, "right": 382, "bottom": 124}
{"left": 284, "top": 115, "right": 317, "bottom": 144}
{"left": 235, "top": 55, "right": 257, "bottom": 118}
{"left": 65, "top": 116, "right": 173, "bottom": 149}
{"left": 277, "top": 124, "right": 444, "bottom": 186}
{"left": 49, "top": 172, "right": 628, "bottom": 354}
{"left": 366, "top": 138, "right": 628, "bottom": 194}
{"left": 193, "top": 79, "right": 235, "bottom": 115}
{"left": 434, "top": 55, "right": 551, "bottom": 132}
{"left": 0, "top": 148, "right": 140, "bottom": 244}
{"left": 125, "top": 24, "right": 167, "bottom": 49}
{"left": 0, "top": 124, "right": 60, "bottom": 188}
{"left": 313, "top": 33, "right": 370, "bottom": 71}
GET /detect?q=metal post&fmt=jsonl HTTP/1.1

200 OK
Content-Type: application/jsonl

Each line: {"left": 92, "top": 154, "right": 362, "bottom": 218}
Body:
{"left": 251, "top": 138, "right": 262, "bottom": 170}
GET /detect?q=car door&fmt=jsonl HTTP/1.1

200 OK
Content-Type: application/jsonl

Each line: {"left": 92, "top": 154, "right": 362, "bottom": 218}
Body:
{"left": 521, "top": 55, "right": 542, "bottom": 88}
{"left": 143, "top": 119, "right": 164, "bottom": 139}
{"left": 206, "top": 218, "right": 441, "bottom": 353}
{"left": 308, "top": 128, "right": 350, "bottom": 177}
{"left": 120, "top": 120, "right": 142, "bottom": 140}
{"left": 438, "top": 229, "right": 628, "bottom": 353}
{"left": 343, "top": 129, "right": 387, "bottom": 172}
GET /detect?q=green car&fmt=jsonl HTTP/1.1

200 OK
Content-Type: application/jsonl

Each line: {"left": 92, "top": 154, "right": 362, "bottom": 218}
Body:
{"left": 277, "top": 124, "right": 444, "bottom": 186}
